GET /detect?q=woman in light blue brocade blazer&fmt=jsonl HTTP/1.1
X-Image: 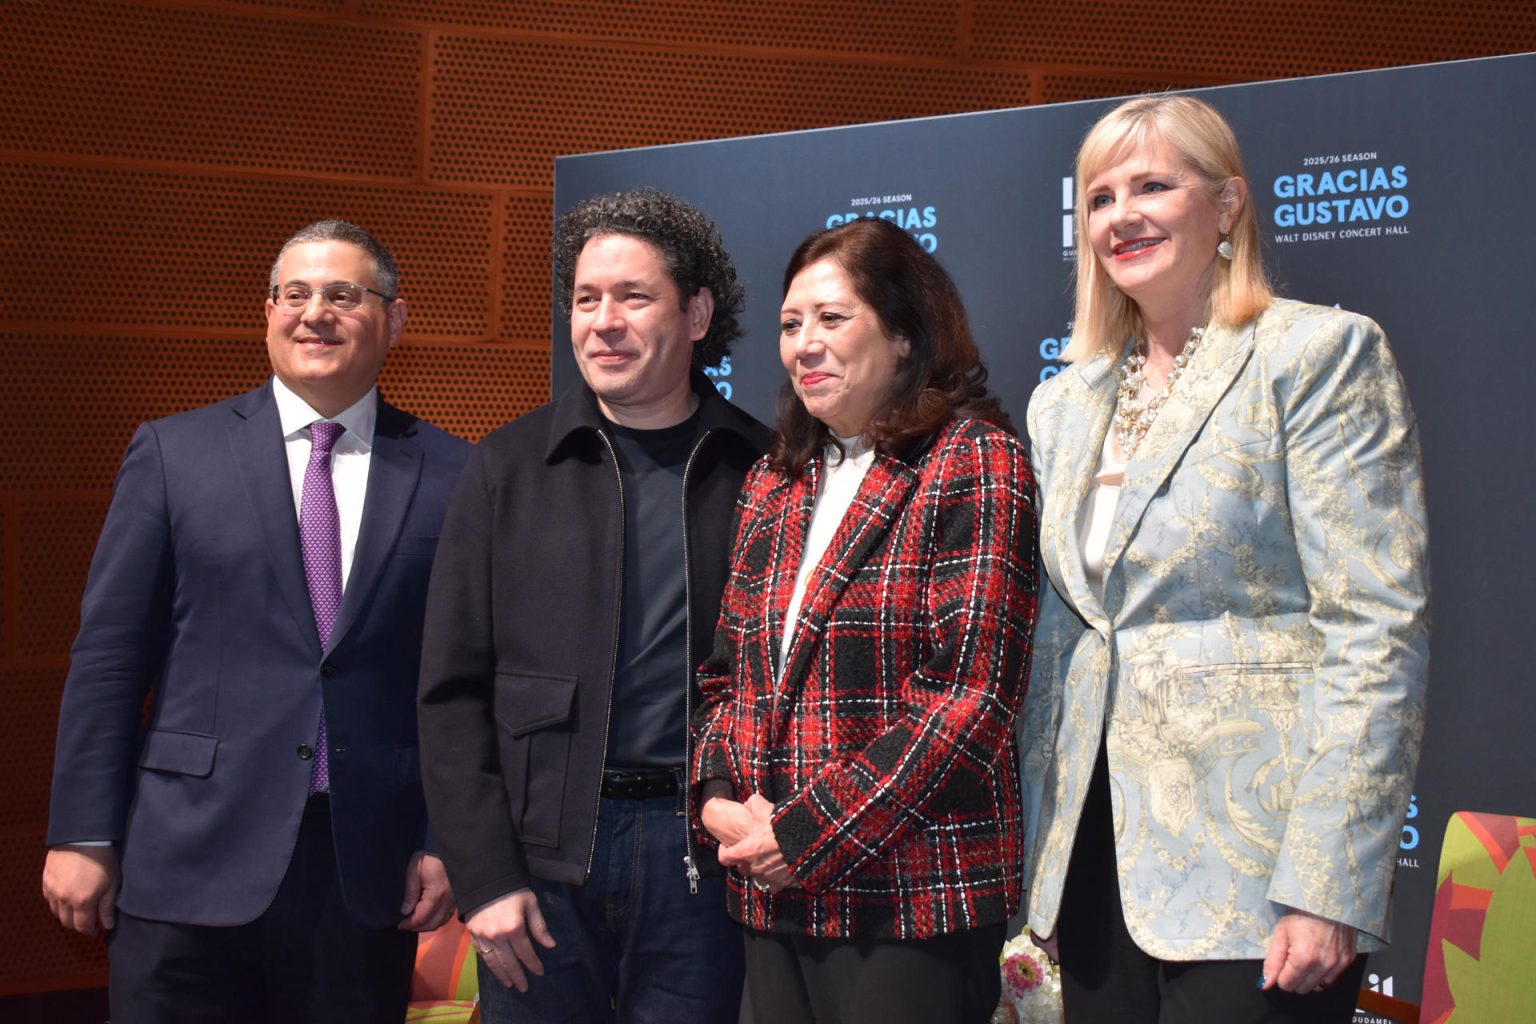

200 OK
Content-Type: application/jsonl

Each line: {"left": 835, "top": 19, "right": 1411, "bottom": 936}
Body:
{"left": 1017, "top": 95, "right": 1429, "bottom": 1023}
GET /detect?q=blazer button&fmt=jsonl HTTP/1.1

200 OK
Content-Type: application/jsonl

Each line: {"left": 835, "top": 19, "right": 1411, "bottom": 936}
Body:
{"left": 320, "top": 662, "right": 337, "bottom": 675}
{"left": 297, "top": 743, "right": 314, "bottom": 760}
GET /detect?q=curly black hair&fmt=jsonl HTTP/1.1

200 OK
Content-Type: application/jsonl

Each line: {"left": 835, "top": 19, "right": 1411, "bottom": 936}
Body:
{"left": 551, "top": 187, "right": 744, "bottom": 370}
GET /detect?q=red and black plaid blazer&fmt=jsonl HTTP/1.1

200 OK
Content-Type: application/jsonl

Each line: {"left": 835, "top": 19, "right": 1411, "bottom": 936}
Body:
{"left": 693, "top": 416, "right": 1039, "bottom": 940}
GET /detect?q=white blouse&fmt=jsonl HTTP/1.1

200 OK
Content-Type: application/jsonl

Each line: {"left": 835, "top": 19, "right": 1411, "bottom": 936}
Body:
{"left": 778, "top": 438, "right": 876, "bottom": 674}
{"left": 1078, "top": 428, "right": 1127, "bottom": 598}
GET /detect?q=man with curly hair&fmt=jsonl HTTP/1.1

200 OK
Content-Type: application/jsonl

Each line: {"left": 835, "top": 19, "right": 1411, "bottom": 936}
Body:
{"left": 419, "top": 187, "right": 769, "bottom": 1022}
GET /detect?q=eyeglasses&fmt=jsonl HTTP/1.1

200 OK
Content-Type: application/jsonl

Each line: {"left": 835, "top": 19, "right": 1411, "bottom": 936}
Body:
{"left": 269, "top": 281, "right": 395, "bottom": 310}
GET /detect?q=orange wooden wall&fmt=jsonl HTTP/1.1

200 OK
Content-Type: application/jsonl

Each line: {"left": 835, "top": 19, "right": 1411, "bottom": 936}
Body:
{"left": 2, "top": 0, "right": 1531, "bottom": 995}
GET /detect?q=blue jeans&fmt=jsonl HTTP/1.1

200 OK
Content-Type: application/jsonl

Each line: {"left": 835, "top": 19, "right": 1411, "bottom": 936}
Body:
{"left": 477, "top": 793, "right": 745, "bottom": 1024}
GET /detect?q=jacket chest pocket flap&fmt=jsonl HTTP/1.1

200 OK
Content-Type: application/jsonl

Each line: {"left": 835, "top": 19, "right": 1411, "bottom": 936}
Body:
{"left": 493, "top": 672, "right": 578, "bottom": 848}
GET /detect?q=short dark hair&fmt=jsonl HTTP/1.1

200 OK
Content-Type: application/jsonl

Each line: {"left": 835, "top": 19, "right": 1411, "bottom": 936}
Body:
{"left": 771, "top": 218, "right": 1013, "bottom": 475}
{"left": 269, "top": 219, "right": 400, "bottom": 298}
{"left": 552, "top": 187, "right": 743, "bottom": 370}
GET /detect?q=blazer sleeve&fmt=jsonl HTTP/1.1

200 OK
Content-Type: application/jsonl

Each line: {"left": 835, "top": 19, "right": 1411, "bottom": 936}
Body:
{"left": 1265, "top": 312, "right": 1431, "bottom": 939}
{"left": 771, "top": 430, "right": 1040, "bottom": 891}
{"left": 417, "top": 443, "right": 530, "bottom": 917}
{"left": 47, "top": 423, "right": 175, "bottom": 844}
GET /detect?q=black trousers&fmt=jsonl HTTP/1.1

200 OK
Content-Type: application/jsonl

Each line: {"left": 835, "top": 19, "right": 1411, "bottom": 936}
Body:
{"left": 107, "top": 795, "right": 417, "bottom": 1024}
{"left": 1056, "top": 745, "right": 1367, "bottom": 1024}
{"left": 743, "top": 924, "right": 1005, "bottom": 1024}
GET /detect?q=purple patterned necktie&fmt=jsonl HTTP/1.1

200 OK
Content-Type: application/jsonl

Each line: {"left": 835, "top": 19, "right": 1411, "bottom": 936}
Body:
{"left": 300, "top": 419, "right": 345, "bottom": 794}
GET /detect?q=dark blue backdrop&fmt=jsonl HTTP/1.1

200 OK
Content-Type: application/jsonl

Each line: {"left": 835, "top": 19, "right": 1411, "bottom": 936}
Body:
{"left": 552, "top": 52, "right": 1536, "bottom": 1009}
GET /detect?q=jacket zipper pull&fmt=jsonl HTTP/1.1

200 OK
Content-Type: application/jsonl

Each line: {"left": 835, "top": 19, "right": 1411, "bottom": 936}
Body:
{"left": 683, "top": 855, "right": 700, "bottom": 895}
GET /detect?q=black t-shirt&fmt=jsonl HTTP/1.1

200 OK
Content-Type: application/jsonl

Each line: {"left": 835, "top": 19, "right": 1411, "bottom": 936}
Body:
{"left": 601, "top": 409, "right": 699, "bottom": 769}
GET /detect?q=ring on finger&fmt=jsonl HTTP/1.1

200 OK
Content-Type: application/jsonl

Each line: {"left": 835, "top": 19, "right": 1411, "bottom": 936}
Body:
{"left": 752, "top": 878, "right": 771, "bottom": 892}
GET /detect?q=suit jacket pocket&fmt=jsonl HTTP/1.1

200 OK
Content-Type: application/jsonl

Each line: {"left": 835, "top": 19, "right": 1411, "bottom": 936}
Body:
{"left": 493, "top": 672, "right": 578, "bottom": 849}
{"left": 137, "top": 730, "right": 218, "bottom": 777}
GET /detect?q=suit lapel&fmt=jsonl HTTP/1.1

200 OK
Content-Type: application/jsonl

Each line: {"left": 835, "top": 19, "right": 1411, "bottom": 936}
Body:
{"left": 760, "top": 464, "right": 815, "bottom": 685}
{"left": 1039, "top": 358, "right": 1118, "bottom": 629}
{"left": 229, "top": 384, "right": 319, "bottom": 655}
{"left": 330, "top": 400, "right": 421, "bottom": 653}
{"left": 774, "top": 452, "right": 919, "bottom": 709}
{"left": 1101, "top": 317, "right": 1259, "bottom": 578}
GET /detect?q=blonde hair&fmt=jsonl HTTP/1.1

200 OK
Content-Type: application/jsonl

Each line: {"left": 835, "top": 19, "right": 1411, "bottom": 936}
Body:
{"left": 1063, "top": 94, "right": 1272, "bottom": 365}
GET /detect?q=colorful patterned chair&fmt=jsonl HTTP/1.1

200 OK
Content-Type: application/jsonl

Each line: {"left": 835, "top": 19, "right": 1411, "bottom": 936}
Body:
{"left": 1416, "top": 810, "right": 1536, "bottom": 1024}
{"left": 1000, "top": 809, "right": 1536, "bottom": 1024}
{"left": 406, "top": 914, "right": 480, "bottom": 1023}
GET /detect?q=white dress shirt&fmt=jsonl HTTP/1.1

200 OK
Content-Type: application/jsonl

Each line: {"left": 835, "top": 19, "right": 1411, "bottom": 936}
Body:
{"left": 272, "top": 376, "right": 377, "bottom": 590}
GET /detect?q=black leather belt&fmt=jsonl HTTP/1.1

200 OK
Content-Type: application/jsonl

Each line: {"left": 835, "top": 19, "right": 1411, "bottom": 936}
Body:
{"left": 601, "top": 768, "right": 681, "bottom": 800}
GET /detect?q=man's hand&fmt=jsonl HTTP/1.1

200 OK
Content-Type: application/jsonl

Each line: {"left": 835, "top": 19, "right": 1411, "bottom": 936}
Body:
{"left": 700, "top": 780, "right": 754, "bottom": 847}
{"left": 717, "top": 793, "right": 797, "bottom": 893}
{"left": 1261, "top": 908, "right": 1358, "bottom": 994}
{"left": 42, "top": 845, "right": 120, "bottom": 936}
{"left": 466, "top": 888, "right": 557, "bottom": 992}
{"left": 398, "top": 851, "right": 455, "bottom": 931}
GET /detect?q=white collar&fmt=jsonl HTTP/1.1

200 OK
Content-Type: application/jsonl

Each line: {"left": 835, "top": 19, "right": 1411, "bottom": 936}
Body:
{"left": 272, "top": 376, "right": 377, "bottom": 449}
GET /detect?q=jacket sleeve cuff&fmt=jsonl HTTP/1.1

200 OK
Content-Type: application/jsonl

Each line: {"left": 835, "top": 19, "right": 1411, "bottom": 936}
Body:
{"left": 770, "top": 790, "right": 837, "bottom": 893}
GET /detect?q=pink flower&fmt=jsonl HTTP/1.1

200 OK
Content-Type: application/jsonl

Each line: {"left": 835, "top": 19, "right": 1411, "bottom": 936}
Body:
{"left": 1002, "top": 949, "right": 1044, "bottom": 997}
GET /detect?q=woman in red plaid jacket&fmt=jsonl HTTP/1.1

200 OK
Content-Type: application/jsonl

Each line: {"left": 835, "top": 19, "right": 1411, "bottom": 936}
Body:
{"left": 692, "top": 217, "right": 1039, "bottom": 1024}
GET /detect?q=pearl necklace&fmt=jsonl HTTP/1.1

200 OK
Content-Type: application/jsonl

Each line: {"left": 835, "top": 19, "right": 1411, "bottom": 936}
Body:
{"left": 1113, "top": 325, "right": 1205, "bottom": 457}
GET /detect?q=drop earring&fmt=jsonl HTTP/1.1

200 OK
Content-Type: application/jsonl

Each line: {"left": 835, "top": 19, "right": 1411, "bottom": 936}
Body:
{"left": 1217, "top": 236, "right": 1234, "bottom": 260}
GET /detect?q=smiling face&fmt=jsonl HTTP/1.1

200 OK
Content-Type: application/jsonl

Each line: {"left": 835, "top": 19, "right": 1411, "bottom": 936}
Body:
{"left": 779, "top": 259, "right": 909, "bottom": 438}
{"left": 1083, "top": 133, "right": 1236, "bottom": 326}
{"left": 570, "top": 234, "right": 711, "bottom": 429}
{"left": 264, "top": 240, "right": 404, "bottom": 418}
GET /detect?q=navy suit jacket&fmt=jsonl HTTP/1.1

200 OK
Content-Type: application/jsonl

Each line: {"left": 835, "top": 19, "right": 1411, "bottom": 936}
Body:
{"left": 47, "top": 381, "right": 467, "bottom": 928}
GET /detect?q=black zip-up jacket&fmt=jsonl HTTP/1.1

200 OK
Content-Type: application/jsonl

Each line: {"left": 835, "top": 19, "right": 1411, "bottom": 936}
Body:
{"left": 418, "top": 373, "right": 770, "bottom": 917}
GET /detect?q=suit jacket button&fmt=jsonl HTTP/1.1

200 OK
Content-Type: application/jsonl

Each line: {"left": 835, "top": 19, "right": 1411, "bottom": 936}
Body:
{"left": 320, "top": 662, "right": 337, "bottom": 675}
{"left": 297, "top": 743, "right": 314, "bottom": 760}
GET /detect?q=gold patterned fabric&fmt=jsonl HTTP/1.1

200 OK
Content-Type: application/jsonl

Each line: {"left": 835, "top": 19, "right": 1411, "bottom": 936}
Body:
{"left": 1018, "top": 298, "right": 1430, "bottom": 959}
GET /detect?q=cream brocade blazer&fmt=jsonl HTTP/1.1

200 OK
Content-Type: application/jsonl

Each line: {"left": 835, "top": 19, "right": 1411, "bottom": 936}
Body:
{"left": 1018, "top": 298, "right": 1430, "bottom": 959}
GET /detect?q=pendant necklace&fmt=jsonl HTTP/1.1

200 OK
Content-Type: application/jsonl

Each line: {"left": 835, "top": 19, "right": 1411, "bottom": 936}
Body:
{"left": 1113, "top": 324, "right": 1205, "bottom": 456}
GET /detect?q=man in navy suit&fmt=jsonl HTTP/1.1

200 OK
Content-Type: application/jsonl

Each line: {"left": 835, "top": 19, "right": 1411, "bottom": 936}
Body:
{"left": 41, "top": 220, "right": 468, "bottom": 1023}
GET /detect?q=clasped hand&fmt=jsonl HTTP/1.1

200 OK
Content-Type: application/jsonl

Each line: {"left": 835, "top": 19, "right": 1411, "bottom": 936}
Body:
{"left": 700, "top": 788, "right": 797, "bottom": 894}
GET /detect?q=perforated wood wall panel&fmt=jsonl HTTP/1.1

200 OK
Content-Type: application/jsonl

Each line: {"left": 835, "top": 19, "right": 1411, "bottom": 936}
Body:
{"left": 971, "top": 0, "right": 1536, "bottom": 77}
{"left": 2, "top": 1, "right": 420, "bottom": 178}
{"left": 428, "top": 36, "right": 1032, "bottom": 187}
{"left": 2, "top": 165, "right": 495, "bottom": 336}
{"left": 3, "top": 0, "right": 1534, "bottom": 997}
{"left": 364, "top": 0, "right": 963, "bottom": 58}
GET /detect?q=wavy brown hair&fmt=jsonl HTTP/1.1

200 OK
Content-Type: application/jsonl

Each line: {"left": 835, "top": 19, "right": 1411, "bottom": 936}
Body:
{"left": 771, "top": 218, "right": 1013, "bottom": 476}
